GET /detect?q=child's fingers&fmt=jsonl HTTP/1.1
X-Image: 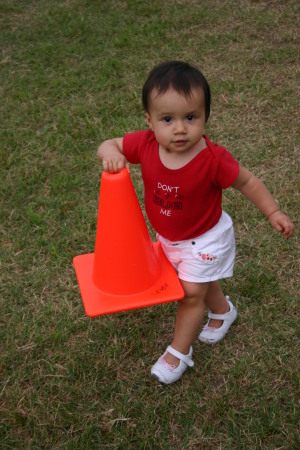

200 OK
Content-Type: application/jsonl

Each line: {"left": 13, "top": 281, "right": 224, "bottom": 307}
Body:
{"left": 102, "top": 157, "right": 125, "bottom": 173}
{"left": 269, "top": 213, "right": 295, "bottom": 239}
{"left": 125, "top": 161, "right": 131, "bottom": 173}
{"left": 283, "top": 222, "right": 295, "bottom": 239}
{"left": 107, "top": 159, "right": 115, "bottom": 173}
{"left": 102, "top": 159, "right": 109, "bottom": 172}
{"left": 110, "top": 160, "right": 121, "bottom": 173}
{"left": 117, "top": 159, "right": 130, "bottom": 173}
{"left": 272, "top": 221, "right": 284, "bottom": 234}
{"left": 281, "top": 219, "right": 295, "bottom": 239}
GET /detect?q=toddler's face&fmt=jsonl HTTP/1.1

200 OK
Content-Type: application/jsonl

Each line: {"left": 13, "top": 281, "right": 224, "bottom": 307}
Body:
{"left": 146, "top": 88, "right": 206, "bottom": 156}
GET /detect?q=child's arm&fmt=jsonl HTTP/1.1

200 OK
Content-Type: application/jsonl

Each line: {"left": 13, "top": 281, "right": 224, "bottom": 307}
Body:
{"left": 232, "top": 167, "right": 295, "bottom": 239}
{"left": 97, "top": 137, "right": 130, "bottom": 173}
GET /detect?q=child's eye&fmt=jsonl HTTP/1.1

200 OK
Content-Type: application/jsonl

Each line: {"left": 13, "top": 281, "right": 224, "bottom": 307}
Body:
{"left": 186, "top": 115, "right": 195, "bottom": 121}
{"left": 162, "top": 116, "right": 172, "bottom": 123}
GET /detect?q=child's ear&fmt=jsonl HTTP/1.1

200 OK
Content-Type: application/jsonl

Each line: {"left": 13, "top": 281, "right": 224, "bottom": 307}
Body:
{"left": 145, "top": 113, "right": 153, "bottom": 131}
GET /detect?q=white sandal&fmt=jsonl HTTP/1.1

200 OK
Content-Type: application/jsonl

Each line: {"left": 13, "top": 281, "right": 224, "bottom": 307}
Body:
{"left": 151, "top": 345, "right": 194, "bottom": 384}
{"left": 199, "top": 296, "right": 237, "bottom": 345}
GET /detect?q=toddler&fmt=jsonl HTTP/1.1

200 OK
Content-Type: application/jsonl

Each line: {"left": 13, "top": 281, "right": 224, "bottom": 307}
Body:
{"left": 97, "top": 61, "right": 294, "bottom": 384}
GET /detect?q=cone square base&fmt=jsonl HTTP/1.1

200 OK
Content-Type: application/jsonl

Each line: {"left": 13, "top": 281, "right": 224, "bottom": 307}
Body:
{"left": 73, "top": 242, "right": 184, "bottom": 317}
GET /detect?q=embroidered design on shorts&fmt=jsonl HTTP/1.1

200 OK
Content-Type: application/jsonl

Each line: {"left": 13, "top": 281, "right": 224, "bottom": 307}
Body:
{"left": 197, "top": 252, "right": 217, "bottom": 261}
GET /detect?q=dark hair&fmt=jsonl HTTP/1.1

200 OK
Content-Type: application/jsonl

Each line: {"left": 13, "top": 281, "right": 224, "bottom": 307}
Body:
{"left": 142, "top": 61, "right": 211, "bottom": 122}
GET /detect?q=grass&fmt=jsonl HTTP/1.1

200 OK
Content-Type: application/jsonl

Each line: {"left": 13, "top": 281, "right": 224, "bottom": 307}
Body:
{"left": 1, "top": 0, "right": 299, "bottom": 448}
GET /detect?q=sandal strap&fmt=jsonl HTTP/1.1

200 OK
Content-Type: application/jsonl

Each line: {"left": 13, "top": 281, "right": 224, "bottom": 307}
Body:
{"left": 167, "top": 345, "right": 194, "bottom": 367}
{"left": 208, "top": 311, "right": 228, "bottom": 320}
{"left": 208, "top": 298, "right": 232, "bottom": 320}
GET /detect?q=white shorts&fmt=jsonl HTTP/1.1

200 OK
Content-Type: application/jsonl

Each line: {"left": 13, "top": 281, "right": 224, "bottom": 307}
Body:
{"left": 157, "top": 211, "right": 235, "bottom": 283}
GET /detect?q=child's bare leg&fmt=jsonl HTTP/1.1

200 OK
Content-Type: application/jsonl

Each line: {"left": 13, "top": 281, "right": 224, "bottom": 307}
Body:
{"left": 204, "top": 280, "right": 230, "bottom": 328}
{"left": 164, "top": 280, "right": 209, "bottom": 367}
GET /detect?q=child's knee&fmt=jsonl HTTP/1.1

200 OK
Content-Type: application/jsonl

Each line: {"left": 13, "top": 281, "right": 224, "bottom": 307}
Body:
{"left": 181, "top": 295, "right": 204, "bottom": 309}
{"left": 180, "top": 279, "right": 209, "bottom": 302}
{"left": 179, "top": 281, "right": 209, "bottom": 309}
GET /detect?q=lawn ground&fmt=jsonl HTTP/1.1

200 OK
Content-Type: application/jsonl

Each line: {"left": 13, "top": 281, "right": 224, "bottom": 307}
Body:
{"left": 0, "top": 1, "right": 299, "bottom": 448}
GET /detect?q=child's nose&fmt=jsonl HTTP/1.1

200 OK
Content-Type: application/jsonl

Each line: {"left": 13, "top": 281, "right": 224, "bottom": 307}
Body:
{"left": 174, "top": 120, "right": 186, "bottom": 133}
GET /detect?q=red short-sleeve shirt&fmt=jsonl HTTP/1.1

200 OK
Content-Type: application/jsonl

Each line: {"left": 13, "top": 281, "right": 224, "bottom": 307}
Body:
{"left": 123, "top": 130, "right": 239, "bottom": 241}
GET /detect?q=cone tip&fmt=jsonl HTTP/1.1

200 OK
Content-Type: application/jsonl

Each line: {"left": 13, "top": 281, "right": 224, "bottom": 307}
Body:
{"left": 101, "top": 168, "right": 129, "bottom": 181}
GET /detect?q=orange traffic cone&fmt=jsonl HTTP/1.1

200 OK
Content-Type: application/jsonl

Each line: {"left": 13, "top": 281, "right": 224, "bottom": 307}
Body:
{"left": 73, "top": 168, "right": 184, "bottom": 317}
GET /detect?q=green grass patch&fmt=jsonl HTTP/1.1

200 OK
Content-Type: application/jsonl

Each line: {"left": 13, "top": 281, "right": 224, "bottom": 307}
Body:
{"left": 1, "top": 0, "right": 299, "bottom": 448}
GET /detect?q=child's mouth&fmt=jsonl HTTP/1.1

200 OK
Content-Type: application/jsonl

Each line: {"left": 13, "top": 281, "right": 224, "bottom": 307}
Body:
{"left": 173, "top": 140, "right": 187, "bottom": 146}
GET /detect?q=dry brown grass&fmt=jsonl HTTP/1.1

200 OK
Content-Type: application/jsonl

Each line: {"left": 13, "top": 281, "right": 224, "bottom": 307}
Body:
{"left": 1, "top": 0, "right": 299, "bottom": 448}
